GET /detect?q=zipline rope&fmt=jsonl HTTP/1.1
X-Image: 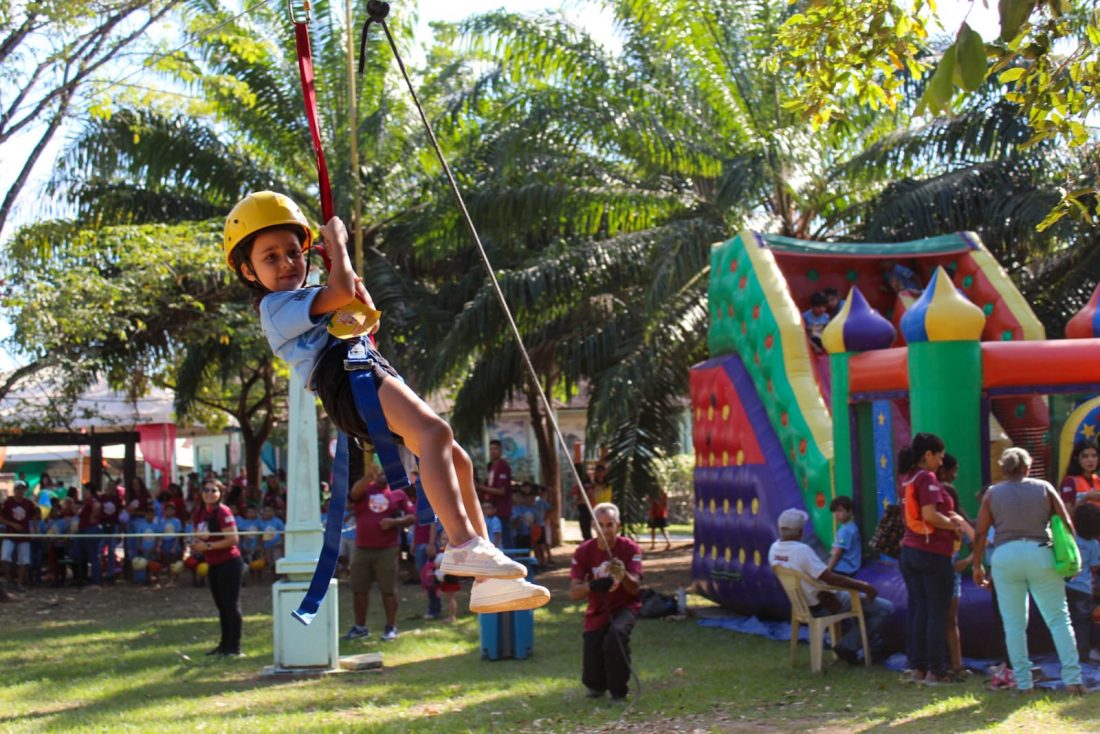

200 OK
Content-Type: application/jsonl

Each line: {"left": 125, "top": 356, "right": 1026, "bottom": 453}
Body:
{"left": 356, "top": 3, "right": 643, "bottom": 720}
{"left": 358, "top": 2, "right": 612, "bottom": 556}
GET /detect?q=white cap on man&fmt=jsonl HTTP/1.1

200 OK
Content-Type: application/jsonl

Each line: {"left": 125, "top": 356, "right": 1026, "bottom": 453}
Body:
{"left": 777, "top": 508, "right": 809, "bottom": 532}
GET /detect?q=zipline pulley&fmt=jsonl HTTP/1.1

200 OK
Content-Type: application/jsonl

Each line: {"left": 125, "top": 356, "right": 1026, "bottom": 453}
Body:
{"left": 357, "top": 0, "right": 390, "bottom": 74}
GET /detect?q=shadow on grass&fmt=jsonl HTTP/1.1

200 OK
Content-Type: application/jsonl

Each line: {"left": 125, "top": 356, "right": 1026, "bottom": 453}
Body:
{"left": 1, "top": 591, "right": 1092, "bottom": 734}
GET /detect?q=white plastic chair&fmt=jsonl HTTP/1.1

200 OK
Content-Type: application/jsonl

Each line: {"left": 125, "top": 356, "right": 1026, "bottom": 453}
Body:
{"left": 773, "top": 565, "right": 871, "bottom": 673}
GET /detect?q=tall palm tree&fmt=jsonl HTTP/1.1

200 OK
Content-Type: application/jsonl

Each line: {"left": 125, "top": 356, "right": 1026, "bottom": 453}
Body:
{"left": 389, "top": 0, "right": 1085, "bottom": 522}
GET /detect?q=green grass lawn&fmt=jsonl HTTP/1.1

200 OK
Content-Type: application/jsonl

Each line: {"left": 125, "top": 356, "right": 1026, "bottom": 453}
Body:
{"left": 665, "top": 522, "right": 693, "bottom": 536}
{"left": 0, "top": 580, "right": 1094, "bottom": 733}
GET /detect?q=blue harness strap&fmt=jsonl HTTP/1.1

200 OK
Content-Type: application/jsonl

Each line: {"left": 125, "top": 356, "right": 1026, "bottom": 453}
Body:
{"left": 292, "top": 431, "right": 349, "bottom": 625}
{"left": 293, "top": 338, "right": 417, "bottom": 625}
{"left": 415, "top": 477, "right": 435, "bottom": 526}
{"left": 346, "top": 341, "right": 409, "bottom": 493}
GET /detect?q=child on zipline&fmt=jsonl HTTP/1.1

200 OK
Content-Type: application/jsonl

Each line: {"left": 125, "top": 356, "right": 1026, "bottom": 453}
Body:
{"left": 223, "top": 191, "right": 550, "bottom": 614}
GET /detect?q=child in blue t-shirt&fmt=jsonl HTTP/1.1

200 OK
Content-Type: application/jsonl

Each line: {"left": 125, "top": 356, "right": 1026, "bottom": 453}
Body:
{"left": 221, "top": 192, "right": 549, "bottom": 615}
{"left": 530, "top": 485, "right": 552, "bottom": 567}
{"left": 802, "top": 292, "right": 831, "bottom": 353}
{"left": 1067, "top": 503, "right": 1100, "bottom": 661}
{"left": 238, "top": 506, "right": 262, "bottom": 581}
{"left": 826, "top": 496, "right": 860, "bottom": 575}
{"left": 159, "top": 503, "right": 183, "bottom": 562}
{"left": 260, "top": 505, "right": 285, "bottom": 575}
{"left": 481, "top": 501, "right": 503, "bottom": 548}
{"left": 129, "top": 507, "right": 161, "bottom": 584}
{"left": 44, "top": 507, "right": 72, "bottom": 585}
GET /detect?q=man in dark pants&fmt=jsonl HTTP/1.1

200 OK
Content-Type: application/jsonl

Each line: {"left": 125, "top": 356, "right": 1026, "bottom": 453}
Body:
{"left": 569, "top": 502, "right": 642, "bottom": 701}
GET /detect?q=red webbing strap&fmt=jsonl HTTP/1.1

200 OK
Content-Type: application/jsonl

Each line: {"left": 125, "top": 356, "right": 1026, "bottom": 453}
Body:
{"left": 294, "top": 22, "right": 335, "bottom": 235}
{"left": 293, "top": 18, "right": 372, "bottom": 342}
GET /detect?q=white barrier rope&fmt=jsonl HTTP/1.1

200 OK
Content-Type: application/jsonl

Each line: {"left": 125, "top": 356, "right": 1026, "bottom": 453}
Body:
{"left": 0, "top": 530, "right": 289, "bottom": 539}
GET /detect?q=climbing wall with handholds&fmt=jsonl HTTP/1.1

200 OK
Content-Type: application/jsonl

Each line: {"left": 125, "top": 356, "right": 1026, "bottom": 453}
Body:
{"left": 708, "top": 231, "right": 835, "bottom": 546}
{"left": 691, "top": 354, "right": 807, "bottom": 616}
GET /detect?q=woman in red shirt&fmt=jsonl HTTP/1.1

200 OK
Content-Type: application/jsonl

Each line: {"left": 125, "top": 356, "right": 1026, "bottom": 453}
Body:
{"left": 898, "top": 433, "right": 967, "bottom": 684}
{"left": 191, "top": 480, "right": 244, "bottom": 656}
{"left": 1059, "top": 440, "right": 1100, "bottom": 511}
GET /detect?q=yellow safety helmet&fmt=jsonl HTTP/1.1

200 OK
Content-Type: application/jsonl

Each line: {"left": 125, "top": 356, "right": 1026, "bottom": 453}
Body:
{"left": 223, "top": 191, "right": 313, "bottom": 269}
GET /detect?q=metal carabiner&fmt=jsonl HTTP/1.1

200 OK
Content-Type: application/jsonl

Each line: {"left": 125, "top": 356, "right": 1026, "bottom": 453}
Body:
{"left": 287, "top": 0, "right": 311, "bottom": 25}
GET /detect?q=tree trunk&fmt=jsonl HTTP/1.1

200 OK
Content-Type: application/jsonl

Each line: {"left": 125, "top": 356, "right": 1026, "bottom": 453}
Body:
{"left": 524, "top": 374, "right": 562, "bottom": 547}
{"left": 241, "top": 426, "right": 266, "bottom": 494}
{"left": 238, "top": 361, "right": 277, "bottom": 491}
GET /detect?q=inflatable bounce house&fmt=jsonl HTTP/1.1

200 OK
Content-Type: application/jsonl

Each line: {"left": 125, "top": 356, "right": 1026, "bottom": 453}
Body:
{"left": 691, "top": 230, "right": 1100, "bottom": 654}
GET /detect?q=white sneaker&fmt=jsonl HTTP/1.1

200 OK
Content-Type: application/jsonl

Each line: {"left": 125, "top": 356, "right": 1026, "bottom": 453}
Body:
{"left": 469, "top": 577, "right": 551, "bottom": 614}
{"left": 440, "top": 537, "right": 526, "bottom": 579}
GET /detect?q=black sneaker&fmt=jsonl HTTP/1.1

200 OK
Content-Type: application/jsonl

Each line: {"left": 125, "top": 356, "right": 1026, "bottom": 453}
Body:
{"left": 343, "top": 625, "right": 370, "bottom": 640}
{"left": 834, "top": 647, "right": 860, "bottom": 666}
{"left": 585, "top": 688, "right": 604, "bottom": 698}
{"left": 218, "top": 649, "right": 245, "bottom": 658}
{"left": 206, "top": 646, "right": 224, "bottom": 656}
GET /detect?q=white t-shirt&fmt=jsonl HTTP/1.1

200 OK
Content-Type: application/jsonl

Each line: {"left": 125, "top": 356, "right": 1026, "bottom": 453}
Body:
{"left": 259, "top": 288, "right": 333, "bottom": 388}
{"left": 768, "top": 539, "right": 828, "bottom": 605}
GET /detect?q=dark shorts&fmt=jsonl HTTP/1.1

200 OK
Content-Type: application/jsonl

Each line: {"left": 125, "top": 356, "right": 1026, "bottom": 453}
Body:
{"left": 648, "top": 517, "right": 668, "bottom": 530}
{"left": 350, "top": 545, "right": 399, "bottom": 594}
{"left": 314, "top": 338, "right": 403, "bottom": 446}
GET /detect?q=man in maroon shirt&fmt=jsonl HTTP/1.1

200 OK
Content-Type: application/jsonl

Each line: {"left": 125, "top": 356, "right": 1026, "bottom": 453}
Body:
{"left": 1, "top": 482, "right": 38, "bottom": 588}
{"left": 569, "top": 502, "right": 642, "bottom": 702}
{"left": 479, "top": 439, "right": 513, "bottom": 546}
{"left": 345, "top": 463, "right": 415, "bottom": 642}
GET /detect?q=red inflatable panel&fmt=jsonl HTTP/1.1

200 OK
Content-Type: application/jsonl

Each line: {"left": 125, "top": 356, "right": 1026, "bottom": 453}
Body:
{"left": 981, "top": 340, "right": 1100, "bottom": 389}
{"left": 849, "top": 348, "right": 909, "bottom": 394}
{"left": 952, "top": 256, "right": 1025, "bottom": 342}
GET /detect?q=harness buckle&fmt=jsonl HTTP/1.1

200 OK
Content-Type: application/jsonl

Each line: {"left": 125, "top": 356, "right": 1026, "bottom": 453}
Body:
{"left": 343, "top": 339, "right": 376, "bottom": 371}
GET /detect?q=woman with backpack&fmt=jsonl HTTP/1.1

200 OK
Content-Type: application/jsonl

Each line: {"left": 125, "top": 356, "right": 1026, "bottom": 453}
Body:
{"left": 971, "top": 447, "right": 1084, "bottom": 694}
{"left": 898, "top": 433, "right": 968, "bottom": 684}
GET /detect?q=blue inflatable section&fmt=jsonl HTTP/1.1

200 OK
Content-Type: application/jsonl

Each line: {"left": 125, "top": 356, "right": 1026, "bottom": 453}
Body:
{"left": 691, "top": 354, "right": 811, "bottom": 618}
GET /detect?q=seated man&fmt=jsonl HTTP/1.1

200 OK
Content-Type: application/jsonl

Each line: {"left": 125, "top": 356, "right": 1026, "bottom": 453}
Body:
{"left": 768, "top": 508, "right": 894, "bottom": 665}
{"left": 570, "top": 502, "right": 642, "bottom": 701}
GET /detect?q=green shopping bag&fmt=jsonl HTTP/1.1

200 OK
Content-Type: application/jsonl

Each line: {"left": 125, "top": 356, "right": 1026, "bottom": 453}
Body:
{"left": 1051, "top": 515, "right": 1082, "bottom": 578}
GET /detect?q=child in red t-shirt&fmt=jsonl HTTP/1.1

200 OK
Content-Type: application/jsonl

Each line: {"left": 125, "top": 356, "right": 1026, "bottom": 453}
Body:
{"left": 647, "top": 490, "right": 670, "bottom": 551}
{"left": 430, "top": 524, "right": 461, "bottom": 623}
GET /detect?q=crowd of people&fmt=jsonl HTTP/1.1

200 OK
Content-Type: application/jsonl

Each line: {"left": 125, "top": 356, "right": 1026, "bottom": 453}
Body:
{"left": 769, "top": 432, "right": 1100, "bottom": 693}
{"left": 0, "top": 469, "right": 290, "bottom": 594}
{"left": 391, "top": 441, "right": 558, "bottom": 634}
